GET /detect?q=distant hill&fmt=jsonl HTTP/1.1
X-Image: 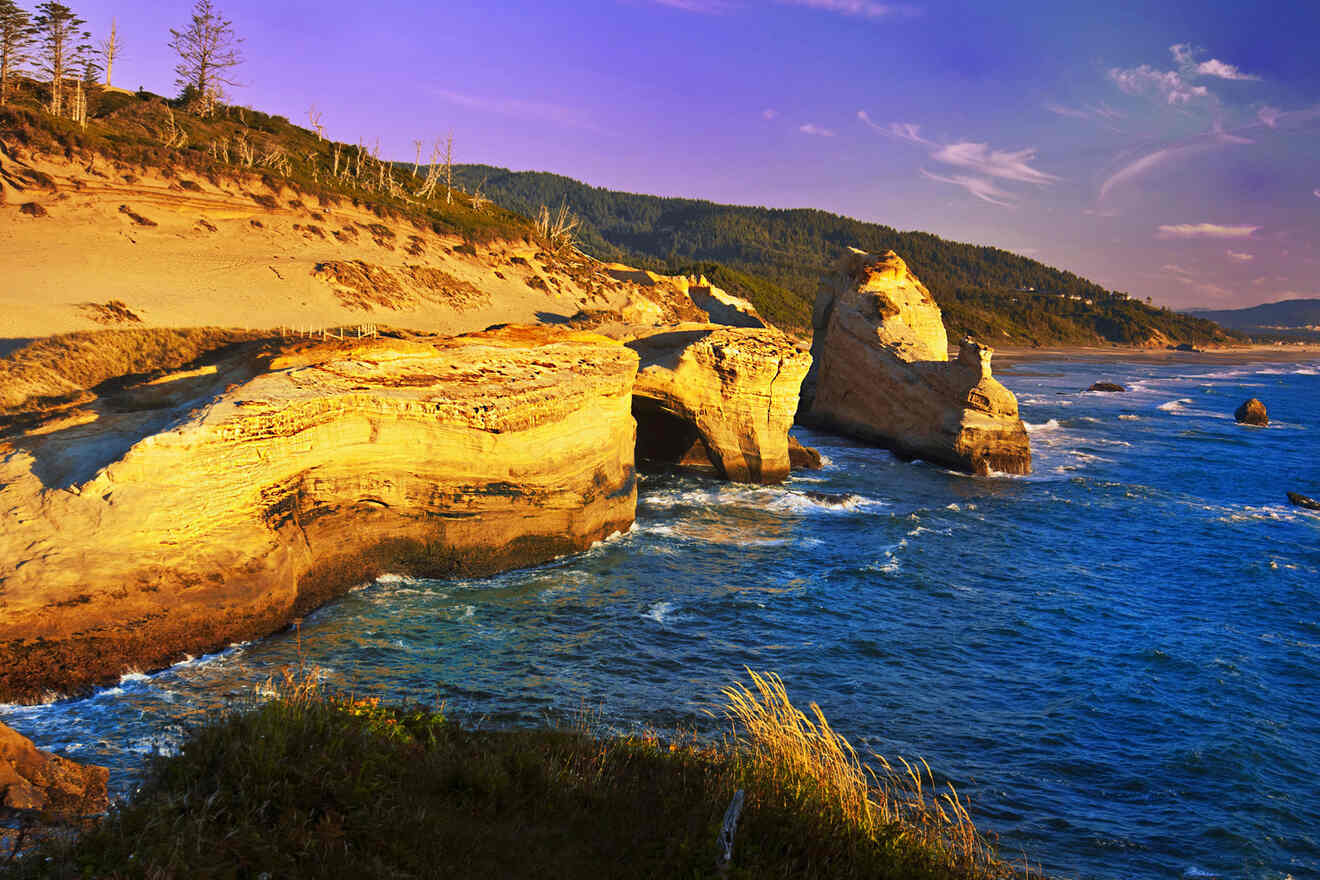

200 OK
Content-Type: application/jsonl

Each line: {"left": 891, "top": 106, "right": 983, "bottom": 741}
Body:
{"left": 1189, "top": 299, "right": 1320, "bottom": 332}
{"left": 453, "top": 164, "right": 1241, "bottom": 346}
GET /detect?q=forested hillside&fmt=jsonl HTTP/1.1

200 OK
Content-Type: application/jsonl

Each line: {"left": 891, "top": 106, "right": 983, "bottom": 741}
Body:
{"left": 454, "top": 164, "right": 1240, "bottom": 346}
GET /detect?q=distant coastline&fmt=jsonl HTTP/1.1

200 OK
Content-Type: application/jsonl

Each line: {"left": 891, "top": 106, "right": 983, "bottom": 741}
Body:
{"left": 992, "top": 342, "right": 1320, "bottom": 368}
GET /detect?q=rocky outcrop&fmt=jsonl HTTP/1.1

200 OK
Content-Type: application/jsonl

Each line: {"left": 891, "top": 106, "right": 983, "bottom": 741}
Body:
{"left": 1087, "top": 382, "right": 1126, "bottom": 393}
{"left": 0, "top": 327, "right": 639, "bottom": 702}
{"left": 802, "top": 249, "right": 1031, "bottom": 475}
{"left": 1235, "top": 398, "right": 1268, "bottom": 426}
{"left": 1, "top": 722, "right": 108, "bottom": 816}
{"left": 626, "top": 325, "right": 811, "bottom": 483}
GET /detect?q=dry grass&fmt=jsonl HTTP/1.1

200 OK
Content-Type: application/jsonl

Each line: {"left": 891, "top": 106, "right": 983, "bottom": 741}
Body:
{"left": 721, "top": 670, "right": 1016, "bottom": 879}
{"left": 313, "top": 260, "right": 490, "bottom": 312}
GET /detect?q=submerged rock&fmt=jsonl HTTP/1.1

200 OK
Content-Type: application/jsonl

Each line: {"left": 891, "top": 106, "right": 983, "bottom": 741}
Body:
{"left": 788, "top": 436, "right": 823, "bottom": 470}
{"left": 1087, "top": 382, "right": 1126, "bottom": 393}
{"left": 627, "top": 324, "right": 811, "bottom": 484}
{"left": 801, "top": 249, "right": 1031, "bottom": 475}
{"left": 1287, "top": 492, "right": 1320, "bottom": 511}
{"left": 1234, "top": 398, "right": 1268, "bottom": 426}
{"left": 0, "top": 327, "right": 639, "bottom": 701}
{"left": 1, "top": 722, "right": 108, "bottom": 816}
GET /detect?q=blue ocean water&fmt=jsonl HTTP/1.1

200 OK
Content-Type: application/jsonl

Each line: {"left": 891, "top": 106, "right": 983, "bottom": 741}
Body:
{"left": 3, "top": 354, "right": 1318, "bottom": 880}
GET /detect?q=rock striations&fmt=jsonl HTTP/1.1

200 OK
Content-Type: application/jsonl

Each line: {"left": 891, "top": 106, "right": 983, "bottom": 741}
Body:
{"left": 802, "top": 249, "right": 1031, "bottom": 475}
{"left": 626, "top": 325, "right": 812, "bottom": 483}
{"left": 0, "top": 327, "right": 639, "bottom": 702}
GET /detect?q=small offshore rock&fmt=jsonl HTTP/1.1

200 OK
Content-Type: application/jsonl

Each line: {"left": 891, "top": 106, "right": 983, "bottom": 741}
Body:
{"left": 1287, "top": 492, "right": 1320, "bottom": 511}
{"left": 1087, "top": 382, "right": 1126, "bottom": 393}
{"left": 1234, "top": 398, "right": 1268, "bottom": 426}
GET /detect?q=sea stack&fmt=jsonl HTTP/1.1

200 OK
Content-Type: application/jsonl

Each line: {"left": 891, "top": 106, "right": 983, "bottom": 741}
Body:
{"left": 801, "top": 248, "right": 1031, "bottom": 475}
{"left": 1235, "top": 398, "right": 1268, "bottom": 426}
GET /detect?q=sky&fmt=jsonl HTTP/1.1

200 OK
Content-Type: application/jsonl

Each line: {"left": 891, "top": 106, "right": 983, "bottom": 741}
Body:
{"left": 62, "top": 0, "right": 1320, "bottom": 309}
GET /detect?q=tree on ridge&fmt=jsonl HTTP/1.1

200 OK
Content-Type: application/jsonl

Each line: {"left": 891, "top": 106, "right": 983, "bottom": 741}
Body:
{"left": 31, "top": 1, "right": 91, "bottom": 117}
{"left": 0, "top": 0, "right": 33, "bottom": 103}
{"left": 168, "top": 0, "right": 242, "bottom": 117}
{"left": 98, "top": 15, "right": 118, "bottom": 87}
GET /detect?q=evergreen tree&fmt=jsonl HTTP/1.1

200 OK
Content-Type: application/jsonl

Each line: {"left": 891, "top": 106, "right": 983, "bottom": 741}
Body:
{"left": 0, "top": 0, "right": 33, "bottom": 103}
{"left": 30, "top": 1, "right": 90, "bottom": 117}
{"left": 168, "top": 0, "right": 242, "bottom": 116}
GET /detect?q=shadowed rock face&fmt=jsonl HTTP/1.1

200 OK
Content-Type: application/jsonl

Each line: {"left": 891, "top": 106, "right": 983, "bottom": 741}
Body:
{"left": 802, "top": 249, "right": 1031, "bottom": 476}
{"left": 1, "top": 721, "right": 108, "bottom": 816}
{"left": 0, "top": 327, "right": 639, "bottom": 702}
{"left": 626, "top": 325, "right": 812, "bottom": 484}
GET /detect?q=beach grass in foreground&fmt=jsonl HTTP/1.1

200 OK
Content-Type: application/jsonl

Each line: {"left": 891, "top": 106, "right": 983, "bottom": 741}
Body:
{"left": 5, "top": 670, "right": 1029, "bottom": 879}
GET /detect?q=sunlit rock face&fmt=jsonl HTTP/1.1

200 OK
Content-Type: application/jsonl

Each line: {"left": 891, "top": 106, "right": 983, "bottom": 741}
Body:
{"left": 626, "top": 324, "right": 812, "bottom": 484}
{"left": 802, "top": 248, "right": 1032, "bottom": 476}
{"left": 0, "top": 327, "right": 639, "bottom": 702}
{"left": 1, "top": 721, "right": 109, "bottom": 816}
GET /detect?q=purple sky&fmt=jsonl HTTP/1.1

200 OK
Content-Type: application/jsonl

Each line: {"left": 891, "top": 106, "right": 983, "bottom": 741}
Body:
{"left": 70, "top": 0, "right": 1319, "bottom": 309}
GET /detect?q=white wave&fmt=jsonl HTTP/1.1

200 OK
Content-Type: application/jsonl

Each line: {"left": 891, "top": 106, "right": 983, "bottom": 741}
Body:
{"left": 1119, "top": 414, "right": 1140, "bottom": 421}
{"left": 1158, "top": 398, "right": 1193, "bottom": 412}
{"left": 643, "top": 600, "right": 680, "bottom": 624}
{"left": 118, "top": 670, "right": 150, "bottom": 684}
{"left": 1025, "top": 419, "right": 1061, "bottom": 433}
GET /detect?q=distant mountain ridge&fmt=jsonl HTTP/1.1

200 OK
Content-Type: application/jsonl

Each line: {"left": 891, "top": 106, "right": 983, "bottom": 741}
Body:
{"left": 1189, "top": 299, "right": 1320, "bottom": 331}
{"left": 454, "top": 163, "right": 1239, "bottom": 347}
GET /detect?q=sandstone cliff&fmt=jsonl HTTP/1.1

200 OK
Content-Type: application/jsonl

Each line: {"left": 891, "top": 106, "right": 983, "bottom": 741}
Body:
{"left": 803, "top": 249, "right": 1031, "bottom": 475}
{"left": 626, "top": 325, "right": 811, "bottom": 483}
{"left": 0, "top": 327, "right": 638, "bottom": 702}
{"left": 1, "top": 721, "right": 108, "bottom": 816}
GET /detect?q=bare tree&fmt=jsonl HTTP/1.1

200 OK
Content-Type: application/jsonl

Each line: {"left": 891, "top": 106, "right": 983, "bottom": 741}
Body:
{"left": 442, "top": 132, "right": 454, "bottom": 204}
{"left": 0, "top": 0, "right": 32, "bottom": 103}
{"left": 411, "top": 139, "right": 422, "bottom": 177}
{"left": 307, "top": 105, "right": 324, "bottom": 140}
{"left": 97, "top": 16, "right": 117, "bottom": 86}
{"left": 31, "top": 2, "right": 91, "bottom": 117}
{"left": 168, "top": 0, "right": 242, "bottom": 116}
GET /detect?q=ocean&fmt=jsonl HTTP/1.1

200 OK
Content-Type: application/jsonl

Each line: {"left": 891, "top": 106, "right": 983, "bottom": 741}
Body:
{"left": 3, "top": 353, "right": 1318, "bottom": 880}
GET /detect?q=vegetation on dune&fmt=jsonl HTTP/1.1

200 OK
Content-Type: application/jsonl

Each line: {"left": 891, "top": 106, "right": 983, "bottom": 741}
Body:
{"left": 7, "top": 669, "right": 1029, "bottom": 880}
{"left": 453, "top": 164, "right": 1242, "bottom": 345}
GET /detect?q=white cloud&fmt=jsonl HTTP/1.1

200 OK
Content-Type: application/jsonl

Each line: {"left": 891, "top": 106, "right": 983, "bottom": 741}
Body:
{"left": 1226, "top": 250, "right": 1254, "bottom": 262}
{"left": 762, "top": 108, "right": 779, "bottom": 120}
{"left": 1108, "top": 65, "right": 1209, "bottom": 105}
{"left": 777, "top": 0, "right": 919, "bottom": 19}
{"left": 799, "top": 123, "right": 835, "bottom": 137}
{"left": 931, "top": 142, "right": 1058, "bottom": 185}
{"left": 1157, "top": 223, "right": 1260, "bottom": 239}
{"left": 1313, "top": 188, "right": 1320, "bottom": 199}
{"left": 1171, "top": 43, "right": 1259, "bottom": 81}
{"left": 920, "top": 169, "right": 1014, "bottom": 206}
{"left": 1099, "top": 145, "right": 1203, "bottom": 200}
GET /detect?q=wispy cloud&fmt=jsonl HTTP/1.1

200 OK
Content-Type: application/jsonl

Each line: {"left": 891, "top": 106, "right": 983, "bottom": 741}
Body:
{"left": 1109, "top": 65, "right": 1208, "bottom": 105}
{"left": 1045, "top": 101, "right": 1125, "bottom": 122}
{"left": 777, "top": 0, "right": 920, "bottom": 20}
{"left": 1109, "top": 44, "right": 1258, "bottom": 107}
{"left": 1314, "top": 188, "right": 1320, "bottom": 199}
{"left": 1171, "top": 44, "right": 1259, "bottom": 81}
{"left": 931, "top": 142, "right": 1058, "bottom": 185}
{"left": 920, "top": 169, "right": 1014, "bottom": 206}
{"left": 762, "top": 108, "right": 779, "bottom": 120}
{"left": 1158, "top": 223, "right": 1260, "bottom": 239}
{"left": 430, "top": 89, "right": 608, "bottom": 133}
{"left": 1226, "top": 250, "right": 1255, "bottom": 262}
{"left": 1257, "top": 106, "right": 1282, "bottom": 128}
{"left": 860, "top": 113, "right": 932, "bottom": 144}
{"left": 799, "top": 123, "right": 835, "bottom": 137}
{"left": 1099, "top": 144, "right": 1205, "bottom": 200}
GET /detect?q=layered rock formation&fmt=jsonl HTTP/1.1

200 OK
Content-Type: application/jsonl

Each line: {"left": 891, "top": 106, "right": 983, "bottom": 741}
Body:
{"left": 0, "top": 327, "right": 639, "bottom": 701}
{"left": 626, "top": 325, "right": 812, "bottom": 483}
{"left": 1, "top": 722, "right": 109, "bottom": 816}
{"left": 802, "top": 249, "right": 1031, "bottom": 475}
